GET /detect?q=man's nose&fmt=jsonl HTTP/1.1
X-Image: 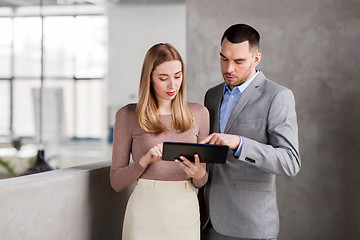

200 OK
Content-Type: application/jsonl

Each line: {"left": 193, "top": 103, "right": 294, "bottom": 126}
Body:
{"left": 226, "top": 62, "right": 235, "bottom": 73}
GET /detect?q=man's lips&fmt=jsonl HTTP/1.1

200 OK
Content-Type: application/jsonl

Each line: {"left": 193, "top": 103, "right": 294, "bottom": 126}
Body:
{"left": 224, "top": 74, "right": 236, "bottom": 81}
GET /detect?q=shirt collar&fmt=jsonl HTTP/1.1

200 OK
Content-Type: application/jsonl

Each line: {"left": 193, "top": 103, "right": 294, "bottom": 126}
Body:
{"left": 223, "top": 70, "right": 260, "bottom": 95}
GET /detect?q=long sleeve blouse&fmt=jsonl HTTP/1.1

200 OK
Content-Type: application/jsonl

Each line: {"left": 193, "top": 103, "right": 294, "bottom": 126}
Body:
{"left": 110, "top": 103, "right": 210, "bottom": 192}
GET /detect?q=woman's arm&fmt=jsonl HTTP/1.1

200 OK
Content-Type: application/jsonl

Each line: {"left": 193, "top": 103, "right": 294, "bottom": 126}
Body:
{"left": 110, "top": 106, "right": 146, "bottom": 192}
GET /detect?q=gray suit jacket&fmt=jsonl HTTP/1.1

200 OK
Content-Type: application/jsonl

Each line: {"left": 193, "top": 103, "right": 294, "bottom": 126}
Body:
{"left": 203, "top": 71, "right": 301, "bottom": 239}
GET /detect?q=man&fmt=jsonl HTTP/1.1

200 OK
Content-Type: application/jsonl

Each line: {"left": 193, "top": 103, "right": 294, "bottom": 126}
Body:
{"left": 200, "top": 24, "right": 301, "bottom": 240}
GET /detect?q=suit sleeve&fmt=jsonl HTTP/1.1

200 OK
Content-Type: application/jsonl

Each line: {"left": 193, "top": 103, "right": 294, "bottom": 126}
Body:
{"left": 239, "top": 88, "right": 301, "bottom": 177}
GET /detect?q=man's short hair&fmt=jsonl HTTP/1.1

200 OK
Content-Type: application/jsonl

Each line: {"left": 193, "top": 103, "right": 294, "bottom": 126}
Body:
{"left": 221, "top": 24, "right": 260, "bottom": 51}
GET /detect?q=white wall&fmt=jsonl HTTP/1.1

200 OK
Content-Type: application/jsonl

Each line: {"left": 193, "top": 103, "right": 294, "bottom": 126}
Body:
{"left": 107, "top": 3, "right": 186, "bottom": 125}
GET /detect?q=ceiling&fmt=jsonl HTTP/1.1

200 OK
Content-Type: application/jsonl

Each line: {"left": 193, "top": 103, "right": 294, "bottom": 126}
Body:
{"left": 0, "top": 0, "right": 107, "bottom": 7}
{"left": 0, "top": 0, "right": 184, "bottom": 8}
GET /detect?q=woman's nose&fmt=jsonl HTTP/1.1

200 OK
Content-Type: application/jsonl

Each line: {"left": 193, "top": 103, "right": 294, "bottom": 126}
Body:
{"left": 168, "top": 78, "right": 175, "bottom": 88}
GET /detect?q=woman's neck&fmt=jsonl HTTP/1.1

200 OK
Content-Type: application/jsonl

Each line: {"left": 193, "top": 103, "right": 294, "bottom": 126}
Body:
{"left": 157, "top": 100, "right": 172, "bottom": 115}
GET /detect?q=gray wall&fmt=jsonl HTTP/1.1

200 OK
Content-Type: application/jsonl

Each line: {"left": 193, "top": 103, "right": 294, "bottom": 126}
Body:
{"left": 186, "top": 0, "right": 360, "bottom": 239}
{"left": 0, "top": 162, "right": 134, "bottom": 240}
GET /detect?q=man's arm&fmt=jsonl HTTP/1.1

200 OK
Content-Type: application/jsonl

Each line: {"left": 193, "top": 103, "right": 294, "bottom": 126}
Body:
{"left": 239, "top": 88, "right": 300, "bottom": 176}
{"left": 202, "top": 88, "right": 301, "bottom": 177}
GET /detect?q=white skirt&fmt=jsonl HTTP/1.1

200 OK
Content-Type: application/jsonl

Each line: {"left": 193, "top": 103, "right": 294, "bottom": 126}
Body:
{"left": 122, "top": 179, "right": 200, "bottom": 240}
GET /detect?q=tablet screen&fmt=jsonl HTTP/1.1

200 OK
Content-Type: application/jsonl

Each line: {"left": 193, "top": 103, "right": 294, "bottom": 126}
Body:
{"left": 162, "top": 142, "right": 228, "bottom": 164}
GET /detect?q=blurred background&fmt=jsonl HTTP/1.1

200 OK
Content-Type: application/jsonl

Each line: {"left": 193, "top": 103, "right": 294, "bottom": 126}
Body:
{"left": 0, "top": 0, "right": 359, "bottom": 239}
{"left": 0, "top": 0, "right": 186, "bottom": 177}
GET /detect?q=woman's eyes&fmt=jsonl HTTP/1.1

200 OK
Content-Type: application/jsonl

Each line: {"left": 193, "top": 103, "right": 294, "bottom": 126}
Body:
{"left": 159, "top": 75, "right": 181, "bottom": 81}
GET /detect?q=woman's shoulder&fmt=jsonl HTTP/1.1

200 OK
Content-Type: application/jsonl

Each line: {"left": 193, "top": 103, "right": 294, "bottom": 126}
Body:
{"left": 187, "top": 102, "right": 209, "bottom": 117}
{"left": 116, "top": 103, "right": 137, "bottom": 120}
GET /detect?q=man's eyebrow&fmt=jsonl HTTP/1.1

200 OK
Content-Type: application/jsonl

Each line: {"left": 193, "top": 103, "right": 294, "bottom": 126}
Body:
{"left": 220, "top": 53, "right": 245, "bottom": 62}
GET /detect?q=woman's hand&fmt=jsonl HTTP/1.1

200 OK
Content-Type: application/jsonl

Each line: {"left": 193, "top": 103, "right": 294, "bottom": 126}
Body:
{"left": 139, "top": 143, "right": 163, "bottom": 168}
{"left": 175, "top": 154, "right": 206, "bottom": 179}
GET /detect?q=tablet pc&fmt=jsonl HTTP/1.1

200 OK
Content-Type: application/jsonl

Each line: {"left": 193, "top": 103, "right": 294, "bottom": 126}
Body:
{"left": 162, "top": 142, "right": 228, "bottom": 164}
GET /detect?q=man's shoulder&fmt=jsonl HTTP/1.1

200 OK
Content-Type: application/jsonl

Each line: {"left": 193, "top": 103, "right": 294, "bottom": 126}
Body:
{"left": 206, "top": 82, "right": 224, "bottom": 95}
{"left": 261, "top": 77, "right": 292, "bottom": 96}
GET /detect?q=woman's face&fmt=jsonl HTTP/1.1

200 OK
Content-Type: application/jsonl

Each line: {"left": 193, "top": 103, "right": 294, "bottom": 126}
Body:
{"left": 151, "top": 60, "right": 183, "bottom": 103}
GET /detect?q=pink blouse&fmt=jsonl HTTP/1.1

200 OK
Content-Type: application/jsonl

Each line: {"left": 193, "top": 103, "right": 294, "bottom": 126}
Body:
{"left": 110, "top": 103, "right": 210, "bottom": 192}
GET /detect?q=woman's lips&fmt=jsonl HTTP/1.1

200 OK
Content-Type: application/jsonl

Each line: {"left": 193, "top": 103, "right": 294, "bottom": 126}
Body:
{"left": 166, "top": 91, "right": 176, "bottom": 96}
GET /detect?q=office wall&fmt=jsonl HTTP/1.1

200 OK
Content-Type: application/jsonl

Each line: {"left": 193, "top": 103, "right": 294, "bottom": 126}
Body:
{"left": 0, "top": 162, "right": 133, "bottom": 240}
{"left": 186, "top": 0, "right": 360, "bottom": 239}
{"left": 107, "top": 3, "right": 186, "bottom": 124}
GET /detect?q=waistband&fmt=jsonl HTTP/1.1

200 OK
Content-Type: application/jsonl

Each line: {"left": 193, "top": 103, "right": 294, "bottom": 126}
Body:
{"left": 137, "top": 179, "right": 192, "bottom": 189}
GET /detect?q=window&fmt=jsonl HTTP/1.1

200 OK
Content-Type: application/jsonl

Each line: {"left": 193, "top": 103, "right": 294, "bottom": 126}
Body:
{"left": 0, "top": 17, "right": 12, "bottom": 136}
{"left": 0, "top": 12, "right": 107, "bottom": 141}
{"left": 14, "top": 17, "right": 42, "bottom": 77}
{"left": 0, "top": 17, "right": 12, "bottom": 77}
{"left": 0, "top": 81, "right": 10, "bottom": 136}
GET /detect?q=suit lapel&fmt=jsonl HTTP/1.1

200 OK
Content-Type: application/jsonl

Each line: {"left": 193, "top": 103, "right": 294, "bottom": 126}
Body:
{"left": 211, "top": 83, "right": 224, "bottom": 133}
{"left": 224, "top": 72, "right": 266, "bottom": 133}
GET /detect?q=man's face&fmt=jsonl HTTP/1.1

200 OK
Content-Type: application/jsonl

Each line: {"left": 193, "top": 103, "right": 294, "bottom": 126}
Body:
{"left": 220, "top": 38, "right": 261, "bottom": 90}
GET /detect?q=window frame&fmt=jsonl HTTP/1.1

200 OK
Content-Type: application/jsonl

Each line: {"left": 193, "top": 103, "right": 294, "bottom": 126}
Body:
{"left": 0, "top": 6, "right": 107, "bottom": 143}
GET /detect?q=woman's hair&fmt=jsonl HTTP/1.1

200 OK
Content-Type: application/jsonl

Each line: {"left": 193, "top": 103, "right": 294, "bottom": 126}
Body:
{"left": 136, "top": 43, "right": 193, "bottom": 134}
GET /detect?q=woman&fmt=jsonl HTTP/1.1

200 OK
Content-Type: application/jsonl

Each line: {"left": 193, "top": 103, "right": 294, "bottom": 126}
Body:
{"left": 110, "top": 43, "right": 209, "bottom": 240}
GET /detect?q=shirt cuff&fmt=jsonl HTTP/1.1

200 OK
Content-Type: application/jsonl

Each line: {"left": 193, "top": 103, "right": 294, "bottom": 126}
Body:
{"left": 233, "top": 136, "right": 243, "bottom": 158}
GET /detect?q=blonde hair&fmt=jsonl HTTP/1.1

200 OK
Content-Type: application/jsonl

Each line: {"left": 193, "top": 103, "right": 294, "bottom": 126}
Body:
{"left": 136, "top": 43, "right": 193, "bottom": 134}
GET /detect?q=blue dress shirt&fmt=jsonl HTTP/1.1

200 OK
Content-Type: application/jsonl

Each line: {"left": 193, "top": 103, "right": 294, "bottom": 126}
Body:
{"left": 220, "top": 71, "right": 259, "bottom": 157}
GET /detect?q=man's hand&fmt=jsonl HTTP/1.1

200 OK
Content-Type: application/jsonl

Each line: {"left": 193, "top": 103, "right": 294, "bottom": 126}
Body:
{"left": 200, "top": 133, "right": 241, "bottom": 149}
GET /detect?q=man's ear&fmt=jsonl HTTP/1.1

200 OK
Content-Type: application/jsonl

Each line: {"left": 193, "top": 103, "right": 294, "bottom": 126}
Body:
{"left": 253, "top": 52, "right": 261, "bottom": 67}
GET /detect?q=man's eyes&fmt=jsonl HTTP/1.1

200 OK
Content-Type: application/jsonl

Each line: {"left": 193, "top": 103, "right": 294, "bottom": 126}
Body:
{"left": 221, "top": 58, "right": 244, "bottom": 64}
